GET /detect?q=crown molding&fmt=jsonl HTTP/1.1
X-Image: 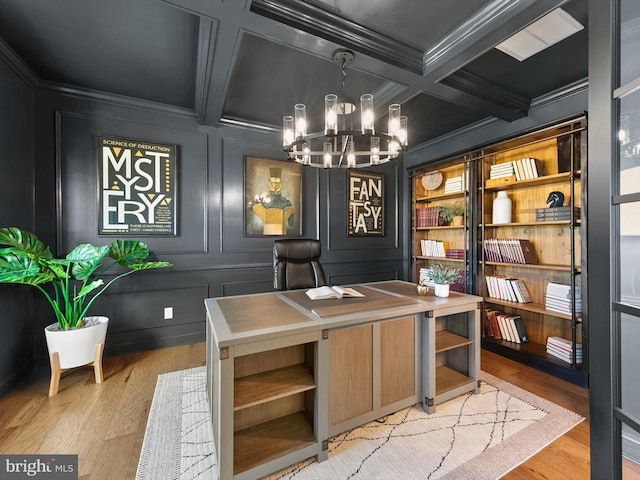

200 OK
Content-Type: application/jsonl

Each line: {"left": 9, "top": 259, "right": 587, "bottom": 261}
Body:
{"left": 39, "top": 80, "right": 196, "bottom": 118}
{"left": 0, "top": 36, "right": 39, "bottom": 88}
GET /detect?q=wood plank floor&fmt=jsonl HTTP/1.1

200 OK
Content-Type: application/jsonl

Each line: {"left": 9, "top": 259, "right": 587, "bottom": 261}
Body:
{"left": 0, "top": 344, "right": 591, "bottom": 479}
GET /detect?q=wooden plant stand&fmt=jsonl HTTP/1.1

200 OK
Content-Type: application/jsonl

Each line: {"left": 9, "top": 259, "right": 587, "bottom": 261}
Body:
{"left": 48, "top": 342, "right": 105, "bottom": 397}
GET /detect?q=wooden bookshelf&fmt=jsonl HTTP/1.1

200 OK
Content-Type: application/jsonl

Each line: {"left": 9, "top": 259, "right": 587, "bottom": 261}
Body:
{"left": 478, "top": 117, "right": 587, "bottom": 386}
{"left": 410, "top": 115, "right": 587, "bottom": 386}
{"left": 411, "top": 158, "right": 471, "bottom": 292}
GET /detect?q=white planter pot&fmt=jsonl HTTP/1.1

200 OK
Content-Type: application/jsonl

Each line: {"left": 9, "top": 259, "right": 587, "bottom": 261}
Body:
{"left": 434, "top": 283, "right": 450, "bottom": 298}
{"left": 44, "top": 316, "right": 109, "bottom": 369}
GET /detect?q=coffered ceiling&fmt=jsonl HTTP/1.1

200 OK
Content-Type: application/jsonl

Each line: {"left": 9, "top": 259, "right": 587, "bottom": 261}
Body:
{"left": 0, "top": 0, "right": 588, "bottom": 147}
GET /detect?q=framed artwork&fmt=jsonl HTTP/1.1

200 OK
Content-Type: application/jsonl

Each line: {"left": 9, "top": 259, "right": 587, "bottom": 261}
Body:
{"left": 244, "top": 156, "right": 302, "bottom": 236}
{"left": 98, "top": 136, "right": 177, "bottom": 235}
{"left": 348, "top": 170, "right": 384, "bottom": 236}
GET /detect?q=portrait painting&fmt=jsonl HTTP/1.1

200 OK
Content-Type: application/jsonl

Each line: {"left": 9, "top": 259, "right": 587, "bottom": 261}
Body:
{"left": 244, "top": 156, "right": 302, "bottom": 236}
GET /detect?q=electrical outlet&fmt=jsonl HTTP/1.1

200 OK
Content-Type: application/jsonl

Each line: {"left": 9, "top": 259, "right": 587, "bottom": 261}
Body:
{"left": 164, "top": 307, "right": 173, "bottom": 320}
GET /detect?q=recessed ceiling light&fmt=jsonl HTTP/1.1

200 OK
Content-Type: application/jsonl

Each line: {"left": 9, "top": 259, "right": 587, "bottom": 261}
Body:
{"left": 496, "top": 8, "right": 584, "bottom": 61}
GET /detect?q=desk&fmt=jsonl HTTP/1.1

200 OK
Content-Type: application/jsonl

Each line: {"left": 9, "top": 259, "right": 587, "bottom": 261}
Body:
{"left": 205, "top": 280, "right": 481, "bottom": 480}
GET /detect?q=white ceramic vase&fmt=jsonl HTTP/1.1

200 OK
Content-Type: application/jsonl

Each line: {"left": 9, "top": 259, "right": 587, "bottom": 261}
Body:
{"left": 492, "top": 191, "right": 512, "bottom": 224}
{"left": 44, "top": 316, "right": 109, "bottom": 369}
{"left": 434, "top": 283, "right": 450, "bottom": 298}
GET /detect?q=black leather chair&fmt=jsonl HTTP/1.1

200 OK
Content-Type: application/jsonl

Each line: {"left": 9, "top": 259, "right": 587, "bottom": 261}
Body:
{"left": 273, "top": 238, "right": 327, "bottom": 291}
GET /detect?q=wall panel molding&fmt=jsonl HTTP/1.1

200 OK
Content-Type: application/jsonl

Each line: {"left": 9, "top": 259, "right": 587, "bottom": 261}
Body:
{"left": 54, "top": 110, "right": 209, "bottom": 256}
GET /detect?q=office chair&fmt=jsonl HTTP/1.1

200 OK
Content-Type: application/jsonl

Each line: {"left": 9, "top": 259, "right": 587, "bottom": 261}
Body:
{"left": 273, "top": 238, "right": 327, "bottom": 290}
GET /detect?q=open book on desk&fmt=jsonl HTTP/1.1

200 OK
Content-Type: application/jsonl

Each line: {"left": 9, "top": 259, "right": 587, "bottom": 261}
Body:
{"left": 305, "top": 285, "right": 365, "bottom": 300}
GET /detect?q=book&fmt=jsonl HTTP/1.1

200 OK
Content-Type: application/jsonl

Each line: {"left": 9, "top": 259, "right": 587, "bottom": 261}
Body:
{"left": 513, "top": 316, "right": 529, "bottom": 343}
{"left": 305, "top": 285, "right": 365, "bottom": 300}
{"left": 514, "top": 279, "right": 532, "bottom": 303}
{"left": 506, "top": 316, "right": 520, "bottom": 343}
{"left": 487, "top": 309, "right": 502, "bottom": 339}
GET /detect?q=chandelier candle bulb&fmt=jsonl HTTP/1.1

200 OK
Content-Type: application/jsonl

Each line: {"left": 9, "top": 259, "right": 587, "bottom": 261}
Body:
{"left": 388, "top": 103, "right": 401, "bottom": 137}
{"left": 283, "top": 116, "right": 294, "bottom": 147}
{"left": 370, "top": 136, "right": 380, "bottom": 164}
{"left": 325, "top": 94, "right": 338, "bottom": 135}
{"left": 360, "top": 94, "right": 374, "bottom": 135}
{"left": 400, "top": 116, "right": 408, "bottom": 146}
{"left": 294, "top": 103, "right": 307, "bottom": 140}
{"left": 347, "top": 138, "right": 356, "bottom": 168}
{"left": 323, "top": 142, "right": 332, "bottom": 168}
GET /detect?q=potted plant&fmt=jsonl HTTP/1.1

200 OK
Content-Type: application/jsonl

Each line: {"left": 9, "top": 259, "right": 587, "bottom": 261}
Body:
{"left": 0, "top": 227, "right": 172, "bottom": 372}
{"left": 427, "top": 263, "right": 461, "bottom": 297}
{"left": 440, "top": 201, "right": 466, "bottom": 226}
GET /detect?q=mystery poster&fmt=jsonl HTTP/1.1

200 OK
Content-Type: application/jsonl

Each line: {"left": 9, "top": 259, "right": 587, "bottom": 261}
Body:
{"left": 98, "top": 136, "right": 177, "bottom": 235}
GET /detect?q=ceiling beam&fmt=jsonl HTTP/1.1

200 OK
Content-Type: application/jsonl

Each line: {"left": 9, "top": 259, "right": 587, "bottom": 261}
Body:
{"left": 440, "top": 69, "right": 530, "bottom": 118}
{"left": 250, "top": 0, "right": 424, "bottom": 75}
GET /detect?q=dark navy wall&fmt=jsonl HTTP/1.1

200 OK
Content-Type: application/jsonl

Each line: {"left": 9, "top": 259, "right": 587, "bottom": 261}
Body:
{"left": 0, "top": 58, "right": 36, "bottom": 396}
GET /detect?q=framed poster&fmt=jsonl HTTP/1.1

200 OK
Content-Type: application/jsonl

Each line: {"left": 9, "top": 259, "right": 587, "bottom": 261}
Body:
{"left": 348, "top": 170, "right": 384, "bottom": 236}
{"left": 244, "top": 156, "right": 302, "bottom": 236}
{"left": 98, "top": 136, "right": 177, "bottom": 235}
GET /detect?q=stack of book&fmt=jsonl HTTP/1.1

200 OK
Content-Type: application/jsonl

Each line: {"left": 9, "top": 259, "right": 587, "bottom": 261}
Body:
{"left": 420, "top": 239, "right": 448, "bottom": 257}
{"left": 545, "top": 282, "right": 582, "bottom": 315}
{"left": 483, "top": 308, "right": 528, "bottom": 343}
{"left": 415, "top": 206, "right": 441, "bottom": 227}
{"left": 483, "top": 238, "right": 538, "bottom": 264}
{"left": 546, "top": 336, "right": 582, "bottom": 363}
{"left": 445, "top": 248, "right": 466, "bottom": 260}
{"left": 511, "top": 157, "right": 540, "bottom": 181}
{"left": 485, "top": 276, "right": 532, "bottom": 303}
{"left": 489, "top": 162, "right": 514, "bottom": 179}
{"left": 443, "top": 172, "right": 468, "bottom": 193}
{"left": 535, "top": 206, "right": 581, "bottom": 222}
{"left": 419, "top": 267, "right": 433, "bottom": 287}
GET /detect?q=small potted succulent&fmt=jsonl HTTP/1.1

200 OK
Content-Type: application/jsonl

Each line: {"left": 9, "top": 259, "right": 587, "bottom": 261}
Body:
{"left": 440, "top": 201, "right": 466, "bottom": 226}
{"left": 426, "top": 263, "right": 461, "bottom": 297}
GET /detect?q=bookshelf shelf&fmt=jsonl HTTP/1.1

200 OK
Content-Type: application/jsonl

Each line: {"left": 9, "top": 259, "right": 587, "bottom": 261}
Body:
{"left": 484, "top": 298, "right": 583, "bottom": 321}
{"left": 483, "top": 261, "right": 574, "bottom": 271}
{"left": 415, "top": 255, "right": 466, "bottom": 263}
{"left": 483, "top": 172, "right": 575, "bottom": 191}
{"left": 482, "top": 220, "right": 580, "bottom": 227}
{"left": 415, "top": 191, "right": 467, "bottom": 202}
{"left": 416, "top": 225, "right": 466, "bottom": 231}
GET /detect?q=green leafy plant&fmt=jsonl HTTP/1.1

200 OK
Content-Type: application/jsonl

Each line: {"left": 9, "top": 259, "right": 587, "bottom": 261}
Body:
{"left": 427, "top": 263, "right": 461, "bottom": 285}
{"left": 440, "top": 201, "right": 466, "bottom": 223}
{"left": 0, "top": 227, "right": 172, "bottom": 330}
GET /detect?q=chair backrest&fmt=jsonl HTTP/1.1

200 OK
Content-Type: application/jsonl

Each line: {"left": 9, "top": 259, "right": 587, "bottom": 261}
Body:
{"left": 273, "top": 239, "right": 327, "bottom": 291}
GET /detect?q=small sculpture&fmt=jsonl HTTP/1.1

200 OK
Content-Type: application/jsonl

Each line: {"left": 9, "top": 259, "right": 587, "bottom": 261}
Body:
{"left": 546, "top": 191, "right": 565, "bottom": 208}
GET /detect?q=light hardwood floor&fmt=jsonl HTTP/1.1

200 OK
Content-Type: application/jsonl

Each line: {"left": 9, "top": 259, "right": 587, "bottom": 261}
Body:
{"left": 0, "top": 343, "right": 591, "bottom": 479}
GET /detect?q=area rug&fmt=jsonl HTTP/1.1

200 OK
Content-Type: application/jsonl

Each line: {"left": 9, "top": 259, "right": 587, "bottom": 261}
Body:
{"left": 136, "top": 367, "right": 583, "bottom": 480}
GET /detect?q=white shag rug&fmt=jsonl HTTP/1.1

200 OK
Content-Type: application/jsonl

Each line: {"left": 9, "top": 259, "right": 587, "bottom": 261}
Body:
{"left": 136, "top": 367, "right": 583, "bottom": 480}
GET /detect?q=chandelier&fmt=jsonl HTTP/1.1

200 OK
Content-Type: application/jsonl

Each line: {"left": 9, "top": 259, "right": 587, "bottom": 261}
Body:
{"left": 282, "top": 49, "right": 408, "bottom": 169}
